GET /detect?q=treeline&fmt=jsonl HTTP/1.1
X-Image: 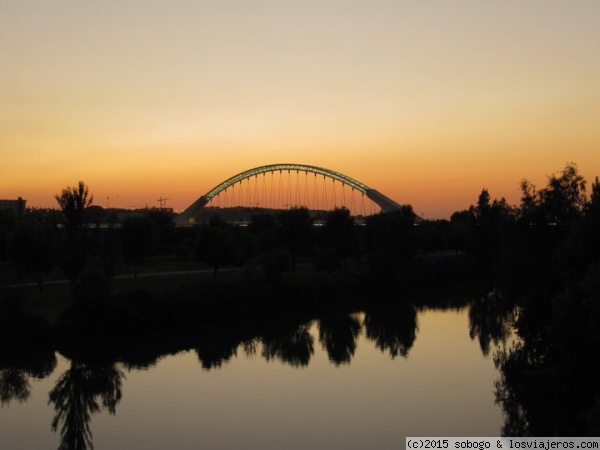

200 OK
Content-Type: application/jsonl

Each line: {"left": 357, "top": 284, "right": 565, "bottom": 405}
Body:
{"left": 2, "top": 164, "right": 598, "bottom": 307}
{"left": 0, "top": 184, "right": 466, "bottom": 293}
{"left": 448, "top": 163, "right": 600, "bottom": 436}
{"left": 1, "top": 164, "right": 598, "bottom": 299}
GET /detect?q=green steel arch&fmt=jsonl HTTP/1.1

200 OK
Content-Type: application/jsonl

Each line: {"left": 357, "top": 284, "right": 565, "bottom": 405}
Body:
{"left": 176, "top": 163, "right": 404, "bottom": 224}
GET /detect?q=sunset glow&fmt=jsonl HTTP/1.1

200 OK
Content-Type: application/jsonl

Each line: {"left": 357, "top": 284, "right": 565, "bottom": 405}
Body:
{"left": 2, "top": 1, "right": 599, "bottom": 218}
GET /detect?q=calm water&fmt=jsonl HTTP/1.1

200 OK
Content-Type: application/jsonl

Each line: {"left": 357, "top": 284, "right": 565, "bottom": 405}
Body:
{"left": 1, "top": 307, "right": 505, "bottom": 449}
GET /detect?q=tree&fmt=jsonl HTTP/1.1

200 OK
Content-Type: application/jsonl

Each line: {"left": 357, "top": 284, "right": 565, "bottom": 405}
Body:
{"left": 277, "top": 207, "right": 313, "bottom": 270}
{"left": 120, "top": 217, "right": 159, "bottom": 278}
{"left": 55, "top": 181, "right": 93, "bottom": 238}
{"left": 519, "top": 180, "right": 540, "bottom": 224}
{"left": 475, "top": 188, "right": 491, "bottom": 221}
{"left": 540, "top": 163, "right": 587, "bottom": 225}
{"left": 11, "top": 217, "right": 55, "bottom": 289}
{"left": 195, "top": 217, "right": 237, "bottom": 280}
{"left": 55, "top": 181, "right": 94, "bottom": 288}
{"left": 366, "top": 206, "right": 417, "bottom": 289}
{"left": 519, "top": 163, "right": 587, "bottom": 225}
{"left": 249, "top": 213, "right": 278, "bottom": 253}
{"left": 322, "top": 207, "right": 355, "bottom": 270}
{"left": 587, "top": 176, "right": 600, "bottom": 217}
{"left": 464, "top": 188, "right": 517, "bottom": 268}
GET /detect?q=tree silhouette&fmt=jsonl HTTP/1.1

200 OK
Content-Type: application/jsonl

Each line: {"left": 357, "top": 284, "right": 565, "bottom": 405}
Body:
{"left": 519, "top": 163, "right": 587, "bottom": 225}
{"left": 277, "top": 207, "right": 313, "bottom": 270}
{"left": 0, "top": 368, "right": 30, "bottom": 405}
{"left": 195, "top": 337, "right": 240, "bottom": 370}
{"left": 468, "top": 290, "right": 513, "bottom": 356}
{"left": 120, "top": 216, "right": 159, "bottom": 278}
{"left": 0, "top": 351, "right": 57, "bottom": 407}
{"left": 49, "top": 360, "right": 123, "bottom": 450}
{"left": 261, "top": 323, "right": 314, "bottom": 367}
{"left": 249, "top": 212, "right": 278, "bottom": 253}
{"left": 55, "top": 181, "right": 94, "bottom": 289}
{"left": 195, "top": 216, "right": 237, "bottom": 280}
{"left": 318, "top": 313, "right": 362, "bottom": 365}
{"left": 55, "top": 182, "right": 93, "bottom": 238}
{"left": 366, "top": 206, "right": 417, "bottom": 290}
{"left": 364, "top": 303, "right": 418, "bottom": 358}
{"left": 322, "top": 207, "right": 355, "bottom": 271}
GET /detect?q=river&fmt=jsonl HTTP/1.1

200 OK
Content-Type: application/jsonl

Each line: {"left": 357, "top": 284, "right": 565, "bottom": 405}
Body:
{"left": 0, "top": 306, "right": 506, "bottom": 449}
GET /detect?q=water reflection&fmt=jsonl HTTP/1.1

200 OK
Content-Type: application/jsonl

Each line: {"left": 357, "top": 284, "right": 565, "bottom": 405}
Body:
{"left": 1, "top": 368, "right": 31, "bottom": 405}
{"left": 468, "top": 290, "right": 514, "bottom": 356}
{"left": 261, "top": 323, "right": 315, "bottom": 367}
{"left": 318, "top": 313, "right": 362, "bottom": 365}
{"left": 195, "top": 334, "right": 241, "bottom": 370}
{"left": 48, "top": 360, "right": 124, "bottom": 450}
{"left": 493, "top": 340, "right": 596, "bottom": 436}
{"left": 364, "top": 303, "right": 418, "bottom": 358}
{"left": 1, "top": 300, "right": 509, "bottom": 449}
{"left": 0, "top": 349, "right": 56, "bottom": 406}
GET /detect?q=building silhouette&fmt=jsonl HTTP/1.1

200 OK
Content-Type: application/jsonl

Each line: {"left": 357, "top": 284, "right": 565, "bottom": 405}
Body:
{"left": 0, "top": 197, "right": 27, "bottom": 217}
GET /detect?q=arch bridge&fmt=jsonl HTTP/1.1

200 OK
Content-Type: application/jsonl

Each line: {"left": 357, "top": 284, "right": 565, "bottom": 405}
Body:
{"left": 175, "top": 163, "right": 407, "bottom": 225}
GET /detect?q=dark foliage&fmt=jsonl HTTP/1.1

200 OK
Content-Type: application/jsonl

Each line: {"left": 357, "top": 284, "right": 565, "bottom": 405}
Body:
{"left": 2, "top": 164, "right": 599, "bottom": 435}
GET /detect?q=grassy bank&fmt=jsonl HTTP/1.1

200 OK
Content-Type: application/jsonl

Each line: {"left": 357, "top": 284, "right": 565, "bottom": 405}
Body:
{"left": 0, "top": 253, "right": 480, "bottom": 356}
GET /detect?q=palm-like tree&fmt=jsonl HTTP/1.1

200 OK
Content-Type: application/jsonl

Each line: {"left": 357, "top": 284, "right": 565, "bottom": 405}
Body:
{"left": 49, "top": 360, "right": 123, "bottom": 450}
{"left": 54, "top": 181, "right": 94, "bottom": 288}
{"left": 55, "top": 181, "right": 93, "bottom": 238}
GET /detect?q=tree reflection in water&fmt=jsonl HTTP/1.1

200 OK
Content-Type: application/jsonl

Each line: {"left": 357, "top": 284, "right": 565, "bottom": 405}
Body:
{"left": 318, "top": 313, "right": 362, "bottom": 365}
{"left": 2, "top": 298, "right": 529, "bottom": 448}
{"left": 493, "top": 338, "right": 599, "bottom": 436}
{"left": 468, "top": 290, "right": 514, "bottom": 357}
{"left": 195, "top": 335, "right": 240, "bottom": 370}
{"left": 364, "top": 303, "right": 418, "bottom": 358}
{"left": 0, "top": 350, "right": 56, "bottom": 406}
{"left": 1, "top": 368, "right": 31, "bottom": 405}
{"left": 48, "top": 360, "right": 124, "bottom": 450}
{"left": 261, "top": 323, "right": 314, "bottom": 367}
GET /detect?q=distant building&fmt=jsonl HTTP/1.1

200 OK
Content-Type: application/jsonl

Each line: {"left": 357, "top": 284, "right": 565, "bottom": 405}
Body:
{"left": 0, "top": 197, "right": 27, "bottom": 217}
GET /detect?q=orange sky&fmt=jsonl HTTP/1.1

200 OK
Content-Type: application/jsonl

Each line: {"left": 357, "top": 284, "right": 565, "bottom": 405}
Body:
{"left": 2, "top": 1, "right": 599, "bottom": 218}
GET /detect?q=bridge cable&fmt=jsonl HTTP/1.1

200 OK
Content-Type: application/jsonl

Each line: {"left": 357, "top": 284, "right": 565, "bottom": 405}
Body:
{"left": 304, "top": 172, "right": 309, "bottom": 209}
{"left": 361, "top": 193, "right": 366, "bottom": 217}
{"left": 277, "top": 170, "right": 281, "bottom": 209}
{"left": 269, "top": 172, "right": 273, "bottom": 210}
{"left": 333, "top": 179, "right": 337, "bottom": 208}
{"left": 287, "top": 170, "right": 292, "bottom": 208}
{"left": 313, "top": 173, "right": 317, "bottom": 211}
{"left": 322, "top": 174, "right": 327, "bottom": 211}
{"left": 296, "top": 170, "right": 300, "bottom": 207}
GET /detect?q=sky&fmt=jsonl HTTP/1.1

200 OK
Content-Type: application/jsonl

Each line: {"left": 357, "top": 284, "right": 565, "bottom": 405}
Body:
{"left": 1, "top": 0, "right": 599, "bottom": 218}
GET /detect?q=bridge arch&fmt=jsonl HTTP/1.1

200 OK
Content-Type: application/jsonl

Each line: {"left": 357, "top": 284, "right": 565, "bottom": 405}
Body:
{"left": 176, "top": 163, "right": 405, "bottom": 224}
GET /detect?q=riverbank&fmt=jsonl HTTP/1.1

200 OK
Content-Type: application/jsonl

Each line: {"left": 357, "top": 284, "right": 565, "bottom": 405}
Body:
{"left": 0, "top": 254, "right": 481, "bottom": 355}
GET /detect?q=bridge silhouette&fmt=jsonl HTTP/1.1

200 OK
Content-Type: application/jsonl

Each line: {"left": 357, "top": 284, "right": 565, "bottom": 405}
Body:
{"left": 175, "top": 163, "right": 405, "bottom": 225}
